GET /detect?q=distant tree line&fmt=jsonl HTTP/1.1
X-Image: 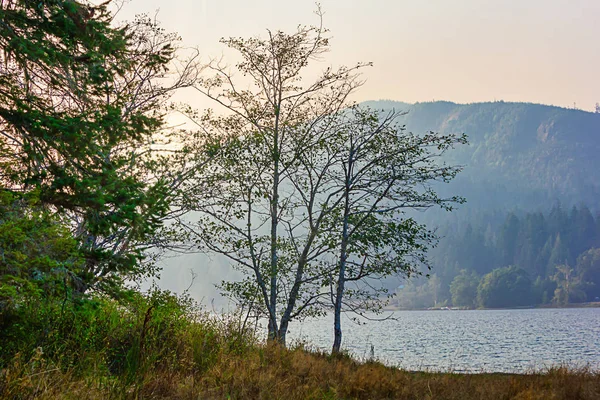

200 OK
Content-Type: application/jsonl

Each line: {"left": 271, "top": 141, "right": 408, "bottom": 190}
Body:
{"left": 393, "top": 204, "right": 600, "bottom": 309}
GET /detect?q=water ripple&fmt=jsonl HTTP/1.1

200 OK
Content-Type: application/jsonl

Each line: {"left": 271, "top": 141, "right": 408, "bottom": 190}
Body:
{"left": 287, "top": 308, "right": 600, "bottom": 373}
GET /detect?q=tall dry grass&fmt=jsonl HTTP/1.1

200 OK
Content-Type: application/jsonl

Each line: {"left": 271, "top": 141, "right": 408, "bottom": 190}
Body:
{"left": 1, "top": 290, "right": 599, "bottom": 399}
{"left": 3, "top": 339, "right": 599, "bottom": 399}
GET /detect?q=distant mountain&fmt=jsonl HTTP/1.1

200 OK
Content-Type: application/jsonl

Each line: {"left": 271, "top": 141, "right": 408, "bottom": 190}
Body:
{"left": 361, "top": 100, "right": 600, "bottom": 307}
{"left": 362, "top": 100, "right": 600, "bottom": 214}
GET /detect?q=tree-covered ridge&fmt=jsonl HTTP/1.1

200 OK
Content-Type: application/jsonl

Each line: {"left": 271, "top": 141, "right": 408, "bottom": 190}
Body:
{"left": 362, "top": 100, "right": 600, "bottom": 309}
{"left": 394, "top": 205, "right": 600, "bottom": 309}
{"left": 363, "top": 100, "right": 600, "bottom": 211}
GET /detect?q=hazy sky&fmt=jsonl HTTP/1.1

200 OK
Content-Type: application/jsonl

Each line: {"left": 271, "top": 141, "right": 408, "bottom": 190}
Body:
{"left": 117, "top": 0, "right": 600, "bottom": 111}
{"left": 116, "top": 0, "right": 599, "bottom": 301}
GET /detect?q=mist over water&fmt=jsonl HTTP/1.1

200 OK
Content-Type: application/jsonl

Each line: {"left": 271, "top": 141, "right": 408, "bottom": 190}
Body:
{"left": 149, "top": 253, "right": 237, "bottom": 306}
{"left": 286, "top": 308, "right": 600, "bottom": 373}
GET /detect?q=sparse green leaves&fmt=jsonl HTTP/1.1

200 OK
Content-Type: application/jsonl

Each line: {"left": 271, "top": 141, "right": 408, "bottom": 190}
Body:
{"left": 180, "top": 10, "right": 465, "bottom": 347}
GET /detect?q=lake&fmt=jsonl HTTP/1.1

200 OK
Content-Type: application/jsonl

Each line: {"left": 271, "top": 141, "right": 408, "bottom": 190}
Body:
{"left": 286, "top": 308, "right": 600, "bottom": 373}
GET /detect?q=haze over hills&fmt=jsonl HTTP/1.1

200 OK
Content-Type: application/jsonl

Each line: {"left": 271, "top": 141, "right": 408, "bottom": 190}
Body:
{"left": 157, "top": 100, "right": 600, "bottom": 306}
{"left": 355, "top": 100, "right": 600, "bottom": 309}
{"left": 363, "top": 100, "right": 600, "bottom": 214}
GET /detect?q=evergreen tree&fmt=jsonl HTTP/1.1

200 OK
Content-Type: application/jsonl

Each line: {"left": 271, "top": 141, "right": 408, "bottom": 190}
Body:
{"left": 516, "top": 213, "right": 547, "bottom": 277}
{"left": 0, "top": 1, "right": 197, "bottom": 294}
{"left": 571, "top": 205, "right": 596, "bottom": 257}
{"left": 535, "top": 237, "right": 553, "bottom": 278}
{"left": 548, "top": 204, "right": 569, "bottom": 241}
{"left": 497, "top": 213, "right": 520, "bottom": 267}
{"left": 576, "top": 248, "right": 600, "bottom": 301}
{"left": 0, "top": 190, "right": 82, "bottom": 303}
{"left": 547, "top": 234, "right": 571, "bottom": 276}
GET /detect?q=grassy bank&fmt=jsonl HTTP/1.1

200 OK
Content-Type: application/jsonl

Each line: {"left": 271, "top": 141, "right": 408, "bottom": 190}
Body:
{"left": 1, "top": 291, "right": 599, "bottom": 400}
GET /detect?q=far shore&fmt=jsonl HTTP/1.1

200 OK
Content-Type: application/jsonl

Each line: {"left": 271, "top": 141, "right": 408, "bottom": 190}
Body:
{"left": 384, "top": 302, "right": 600, "bottom": 311}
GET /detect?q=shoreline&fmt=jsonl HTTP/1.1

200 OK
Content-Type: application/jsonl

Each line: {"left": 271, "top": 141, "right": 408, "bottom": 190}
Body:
{"left": 384, "top": 302, "right": 600, "bottom": 311}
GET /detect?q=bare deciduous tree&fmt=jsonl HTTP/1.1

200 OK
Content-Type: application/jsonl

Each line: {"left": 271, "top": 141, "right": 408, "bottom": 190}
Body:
{"left": 180, "top": 10, "right": 465, "bottom": 350}
{"left": 179, "top": 10, "right": 370, "bottom": 342}
{"left": 304, "top": 106, "right": 466, "bottom": 353}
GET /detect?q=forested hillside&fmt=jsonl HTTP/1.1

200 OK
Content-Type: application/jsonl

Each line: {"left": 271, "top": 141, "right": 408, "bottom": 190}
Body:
{"left": 365, "top": 100, "right": 600, "bottom": 212}
{"left": 367, "top": 101, "right": 600, "bottom": 308}
{"left": 395, "top": 205, "right": 600, "bottom": 309}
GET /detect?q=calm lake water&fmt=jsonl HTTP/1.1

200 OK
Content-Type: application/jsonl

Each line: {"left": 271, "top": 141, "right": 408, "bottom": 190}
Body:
{"left": 285, "top": 308, "right": 600, "bottom": 373}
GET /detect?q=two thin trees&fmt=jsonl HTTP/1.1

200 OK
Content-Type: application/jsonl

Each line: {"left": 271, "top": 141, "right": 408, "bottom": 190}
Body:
{"left": 180, "top": 17, "right": 465, "bottom": 352}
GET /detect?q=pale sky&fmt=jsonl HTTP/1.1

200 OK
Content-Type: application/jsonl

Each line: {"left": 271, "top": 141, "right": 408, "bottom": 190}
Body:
{"left": 116, "top": 0, "right": 600, "bottom": 111}
{"left": 113, "top": 0, "right": 599, "bottom": 301}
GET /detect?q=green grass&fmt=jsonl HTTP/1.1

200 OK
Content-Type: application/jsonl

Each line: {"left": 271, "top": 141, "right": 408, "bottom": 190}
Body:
{"left": 1, "top": 290, "right": 599, "bottom": 399}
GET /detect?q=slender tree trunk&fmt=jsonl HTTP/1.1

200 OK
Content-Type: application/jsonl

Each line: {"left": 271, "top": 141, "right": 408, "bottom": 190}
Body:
{"left": 278, "top": 327, "right": 287, "bottom": 347}
{"left": 332, "top": 183, "right": 351, "bottom": 354}
{"left": 278, "top": 227, "right": 320, "bottom": 344}
{"left": 268, "top": 110, "right": 281, "bottom": 341}
{"left": 268, "top": 171, "right": 279, "bottom": 340}
{"left": 268, "top": 318, "right": 277, "bottom": 341}
{"left": 332, "top": 218, "right": 349, "bottom": 354}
